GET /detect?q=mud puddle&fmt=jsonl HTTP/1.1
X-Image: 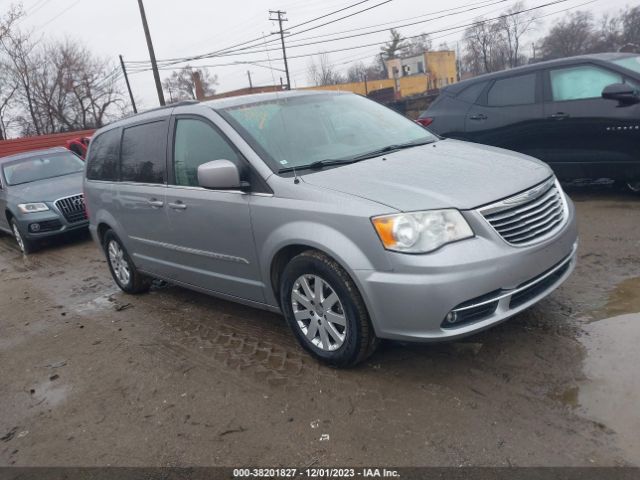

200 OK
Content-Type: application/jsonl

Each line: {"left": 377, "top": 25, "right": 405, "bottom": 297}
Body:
{"left": 568, "top": 278, "right": 640, "bottom": 463}
{"left": 578, "top": 313, "right": 640, "bottom": 463}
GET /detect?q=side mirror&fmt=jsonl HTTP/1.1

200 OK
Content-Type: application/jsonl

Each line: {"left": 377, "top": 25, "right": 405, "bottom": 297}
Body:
{"left": 601, "top": 83, "right": 640, "bottom": 105}
{"left": 197, "top": 160, "right": 248, "bottom": 190}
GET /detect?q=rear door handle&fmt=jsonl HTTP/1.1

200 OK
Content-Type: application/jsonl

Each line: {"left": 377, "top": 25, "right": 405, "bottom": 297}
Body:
{"left": 549, "top": 112, "right": 569, "bottom": 120}
{"left": 469, "top": 113, "right": 487, "bottom": 121}
{"left": 148, "top": 199, "right": 164, "bottom": 208}
{"left": 168, "top": 201, "right": 187, "bottom": 210}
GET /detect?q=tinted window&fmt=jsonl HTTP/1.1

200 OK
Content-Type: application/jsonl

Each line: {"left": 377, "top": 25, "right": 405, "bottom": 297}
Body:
{"left": 457, "top": 82, "right": 487, "bottom": 104}
{"left": 550, "top": 65, "right": 622, "bottom": 101}
{"left": 487, "top": 74, "right": 536, "bottom": 106}
{"left": 86, "top": 129, "right": 120, "bottom": 181}
{"left": 173, "top": 118, "right": 240, "bottom": 187}
{"left": 121, "top": 121, "right": 167, "bottom": 184}
{"left": 4, "top": 152, "right": 84, "bottom": 186}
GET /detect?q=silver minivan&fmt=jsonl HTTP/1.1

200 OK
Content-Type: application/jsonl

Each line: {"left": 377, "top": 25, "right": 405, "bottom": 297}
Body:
{"left": 84, "top": 91, "right": 578, "bottom": 366}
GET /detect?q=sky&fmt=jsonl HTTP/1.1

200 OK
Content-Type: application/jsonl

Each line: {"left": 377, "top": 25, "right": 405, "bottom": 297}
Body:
{"left": 9, "top": 0, "right": 633, "bottom": 110}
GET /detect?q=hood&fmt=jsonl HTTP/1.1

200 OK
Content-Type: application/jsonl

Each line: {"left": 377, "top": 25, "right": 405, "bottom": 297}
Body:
{"left": 9, "top": 172, "right": 83, "bottom": 203}
{"left": 300, "top": 139, "right": 552, "bottom": 211}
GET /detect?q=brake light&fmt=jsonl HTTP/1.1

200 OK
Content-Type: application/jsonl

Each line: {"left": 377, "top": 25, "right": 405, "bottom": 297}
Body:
{"left": 416, "top": 117, "right": 433, "bottom": 127}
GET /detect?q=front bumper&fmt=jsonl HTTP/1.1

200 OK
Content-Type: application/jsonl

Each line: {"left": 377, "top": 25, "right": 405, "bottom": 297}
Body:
{"left": 15, "top": 207, "right": 88, "bottom": 240}
{"left": 354, "top": 197, "right": 578, "bottom": 342}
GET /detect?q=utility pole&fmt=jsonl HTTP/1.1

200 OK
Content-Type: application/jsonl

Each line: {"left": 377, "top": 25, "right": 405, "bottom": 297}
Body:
{"left": 269, "top": 10, "right": 291, "bottom": 90}
{"left": 137, "top": 0, "right": 165, "bottom": 106}
{"left": 247, "top": 70, "right": 253, "bottom": 90}
{"left": 119, "top": 55, "right": 138, "bottom": 114}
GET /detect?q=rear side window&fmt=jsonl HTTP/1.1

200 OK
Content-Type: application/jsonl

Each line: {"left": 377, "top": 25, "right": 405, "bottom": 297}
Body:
{"left": 457, "top": 82, "right": 487, "bottom": 104}
{"left": 120, "top": 121, "right": 167, "bottom": 184}
{"left": 173, "top": 118, "right": 240, "bottom": 187}
{"left": 550, "top": 65, "right": 622, "bottom": 101}
{"left": 86, "top": 129, "right": 120, "bottom": 181}
{"left": 487, "top": 74, "right": 536, "bottom": 106}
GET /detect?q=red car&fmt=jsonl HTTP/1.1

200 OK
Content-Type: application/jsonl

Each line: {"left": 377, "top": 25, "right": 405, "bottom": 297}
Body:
{"left": 65, "top": 136, "right": 91, "bottom": 159}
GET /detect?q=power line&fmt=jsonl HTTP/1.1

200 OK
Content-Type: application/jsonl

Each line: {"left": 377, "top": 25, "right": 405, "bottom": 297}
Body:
{"left": 198, "top": 0, "right": 562, "bottom": 59}
{"left": 36, "top": 0, "right": 82, "bottom": 28}
{"left": 126, "top": 0, "right": 390, "bottom": 67}
{"left": 125, "top": 0, "right": 595, "bottom": 80}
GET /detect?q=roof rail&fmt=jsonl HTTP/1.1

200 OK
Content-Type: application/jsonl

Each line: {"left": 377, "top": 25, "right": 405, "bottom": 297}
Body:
{"left": 140, "top": 99, "right": 199, "bottom": 115}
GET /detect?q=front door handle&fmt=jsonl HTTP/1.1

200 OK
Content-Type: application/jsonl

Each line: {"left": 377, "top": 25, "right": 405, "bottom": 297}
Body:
{"left": 168, "top": 201, "right": 187, "bottom": 210}
{"left": 148, "top": 199, "right": 164, "bottom": 208}
{"left": 469, "top": 113, "right": 488, "bottom": 121}
{"left": 549, "top": 112, "right": 569, "bottom": 120}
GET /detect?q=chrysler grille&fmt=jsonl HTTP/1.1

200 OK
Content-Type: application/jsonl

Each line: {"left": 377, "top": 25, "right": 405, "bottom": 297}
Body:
{"left": 55, "top": 194, "right": 87, "bottom": 224}
{"left": 479, "top": 178, "right": 567, "bottom": 246}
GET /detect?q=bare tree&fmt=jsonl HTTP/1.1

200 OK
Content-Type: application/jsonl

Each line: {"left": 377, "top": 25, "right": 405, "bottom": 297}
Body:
{"left": 539, "top": 11, "right": 595, "bottom": 60}
{"left": 463, "top": 19, "right": 507, "bottom": 75}
{"left": 621, "top": 6, "right": 640, "bottom": 49}
{"left": 401, "top": 33, "right": 432, "bottom": 57}
{"left": 307, "top": 53, "right": 345, "bottom": 86}
{"left": 1, "top": 30, "right": 42, "bottom": 134}
{"left": 0, "top": 5, "right": 23, "bottom": 139}
{"left": 162, "top": 65, "right": 217, "bottom": 101}
{"left": 346, "top": 62, "right": 367, "bottom": 83}
{"left": 498, "top": 1, "right": 539, "bottom": 68}
{"left": 381, "top": 29, "right": 406, "bottom": 59}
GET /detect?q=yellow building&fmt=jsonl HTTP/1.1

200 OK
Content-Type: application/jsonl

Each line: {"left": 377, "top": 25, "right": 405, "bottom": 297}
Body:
{"left": 385, "top": 50, "right": 458, "bottom": 90}
{"left": 302, "top": 50, "right": 457, "bottom": 100}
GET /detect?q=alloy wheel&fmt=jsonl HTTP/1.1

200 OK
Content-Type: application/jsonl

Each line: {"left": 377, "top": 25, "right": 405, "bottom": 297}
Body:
{"left": 108, "top": 240, "right": 131, "bottom": 286}
{"left": 12, "top": 223, "right": 25, "bottom": 254}
{"left": 291, "top": 274, "right": 347, "bottom": 351}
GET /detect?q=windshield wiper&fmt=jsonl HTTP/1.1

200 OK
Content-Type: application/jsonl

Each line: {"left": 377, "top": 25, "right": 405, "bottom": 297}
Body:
{"left": 279, "top": 139, "right": 435, "bottom": 173}
{"left": 348, "top": 139, "right": 435, "bottom": 162}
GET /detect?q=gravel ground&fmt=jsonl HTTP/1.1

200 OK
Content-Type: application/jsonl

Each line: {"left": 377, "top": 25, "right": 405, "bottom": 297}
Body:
{"left": 0, "top": 184, "right": 638, "bottom": 467}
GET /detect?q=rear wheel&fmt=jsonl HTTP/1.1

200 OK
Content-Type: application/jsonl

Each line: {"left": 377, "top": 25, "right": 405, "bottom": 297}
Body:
{"left": 11, "top": 219, "right": 36, "bottom": 255}
{"left": 280, "top": 250, "right": 378, "bottom": 367}
{"left": 103, "top": 230, "right": 151, "bottom": 294}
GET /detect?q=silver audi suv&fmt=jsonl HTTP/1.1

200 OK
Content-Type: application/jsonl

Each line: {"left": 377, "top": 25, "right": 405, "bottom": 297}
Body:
{"left": 1, "top": 147, "right": 88, "bottom": 254}
{"left": 84, "top": 91, "right": 578, "bottom": 366}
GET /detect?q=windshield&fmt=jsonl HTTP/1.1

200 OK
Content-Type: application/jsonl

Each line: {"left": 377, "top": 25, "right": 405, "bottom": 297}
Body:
{"left": 3, "top": 152, "right": 84, "bottom": 186}
{"left": 612, "top": 55, "right": 640, "bottom": 75}
{"left": 220, "top": 93, "right": 437, "bottom": 172}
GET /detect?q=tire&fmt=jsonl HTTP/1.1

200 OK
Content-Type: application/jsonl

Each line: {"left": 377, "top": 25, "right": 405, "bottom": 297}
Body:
{"left": 280, "top": 250, "right": 378, "bottom": 367}
{"left": 103, "top": 230, "right": 151, "bottom": 294}
{"left": 11, "top": 219, "right": 37, "bottom": 255}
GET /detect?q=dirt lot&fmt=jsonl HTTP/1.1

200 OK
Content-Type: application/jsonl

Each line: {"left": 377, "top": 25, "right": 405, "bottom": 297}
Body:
{"left": 0, "top": 184, "right": 639, "bottom": 467}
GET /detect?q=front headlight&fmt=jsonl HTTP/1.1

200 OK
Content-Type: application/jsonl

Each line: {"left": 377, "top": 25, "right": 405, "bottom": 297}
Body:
{"left": 372, "top": 209, "right": 474, "bottom": 253}
{"left": 17, "top": 203, "right": 49, "bottom": 214}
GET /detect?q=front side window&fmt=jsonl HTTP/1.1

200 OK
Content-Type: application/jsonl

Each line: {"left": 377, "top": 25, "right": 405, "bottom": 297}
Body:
{"left": 3, "top": 152, "right": 84, "bottom": 186}
{"left": 120, "top": 121, "right": 167, "bottom": 184}
{"left": 221, "top": 94, "right": 437, "bottom": 172}
{"left": 173, "top": 118, "right": 240, "bottom": 187}
{"left": 487, "top": 74, "right": 536, "bottom": 106}
{"left": 86, "top": 129, "right": 120, "bottom": 181}
{"left": 550, "top": 65, "right": 622, "bottom": 101}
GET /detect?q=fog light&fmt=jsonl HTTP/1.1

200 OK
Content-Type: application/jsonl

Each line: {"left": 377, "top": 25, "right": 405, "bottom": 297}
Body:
{"left": 445, "top": 311, "right": 458, "bottom": 324}
{"left": 29, "top": 223, "right": 41, "bottom": 232}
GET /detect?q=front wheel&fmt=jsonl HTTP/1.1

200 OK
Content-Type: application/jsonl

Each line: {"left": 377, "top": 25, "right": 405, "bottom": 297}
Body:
{"left": 11, "top": 219, "right": 36, "bottom": 254}
{"left": 280, "top": 250, "right": 378, "bottom": 367}
{"left": 103, "top": 230, "right": 151, "bottom": 294}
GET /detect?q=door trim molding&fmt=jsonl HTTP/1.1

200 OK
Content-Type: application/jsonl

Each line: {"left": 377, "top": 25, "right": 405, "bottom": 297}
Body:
{"left": 130, "top": 236, "right": 250, "bottom": 265}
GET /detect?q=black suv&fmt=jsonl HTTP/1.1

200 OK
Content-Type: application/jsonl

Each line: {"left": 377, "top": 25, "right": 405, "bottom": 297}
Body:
{"left": 419, "top": 53, "right": 640, "bottom": 191}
